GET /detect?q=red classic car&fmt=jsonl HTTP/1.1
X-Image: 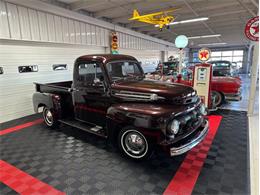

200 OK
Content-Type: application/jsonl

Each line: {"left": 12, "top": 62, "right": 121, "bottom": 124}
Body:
{"left": 146, "top": 67, "right": 242, "bottom": 107}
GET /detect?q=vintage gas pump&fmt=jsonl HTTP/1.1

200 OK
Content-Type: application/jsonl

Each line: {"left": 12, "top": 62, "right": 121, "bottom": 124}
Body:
{"left": 193, "top": 48, "right": 213, "bottom": 108}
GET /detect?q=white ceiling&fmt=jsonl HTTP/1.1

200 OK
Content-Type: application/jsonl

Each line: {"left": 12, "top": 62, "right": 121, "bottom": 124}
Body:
{"left": 44, "top": 0, "right": 259, "bottom": 47}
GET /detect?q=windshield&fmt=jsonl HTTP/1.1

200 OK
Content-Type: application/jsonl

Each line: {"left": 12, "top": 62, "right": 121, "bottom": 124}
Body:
{"left": 106, "top": 61, "right": 144, "bottom": 82}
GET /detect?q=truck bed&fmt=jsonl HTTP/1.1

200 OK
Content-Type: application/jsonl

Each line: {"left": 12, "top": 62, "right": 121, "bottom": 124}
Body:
{"left": 34, "top": 81, "right": 72, "bottom": 94}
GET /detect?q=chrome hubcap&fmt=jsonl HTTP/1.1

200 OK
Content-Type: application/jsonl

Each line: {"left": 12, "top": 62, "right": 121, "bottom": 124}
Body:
{"left": 45, "top": 109, "right": 53, "bottom": 125}
{"left": 122, "top": 130, "right": 148, "bottom": 158}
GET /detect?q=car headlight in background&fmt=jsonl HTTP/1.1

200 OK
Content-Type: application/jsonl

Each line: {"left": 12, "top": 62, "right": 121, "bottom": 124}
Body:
{"left": 169, "top": 119, "right": 180, "bottom": 134}
{"left": 199, "top": 103, "right": 207, "bottom": 116}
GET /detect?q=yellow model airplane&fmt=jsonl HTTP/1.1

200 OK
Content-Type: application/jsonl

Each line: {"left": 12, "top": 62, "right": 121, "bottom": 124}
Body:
{"left": 128, "top": 8, "right": 179, "bottom": 31}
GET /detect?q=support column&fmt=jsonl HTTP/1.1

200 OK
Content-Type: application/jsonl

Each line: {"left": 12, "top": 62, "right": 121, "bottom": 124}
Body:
{"left": 248, "top": 42, "right": 259, "bottom": 116}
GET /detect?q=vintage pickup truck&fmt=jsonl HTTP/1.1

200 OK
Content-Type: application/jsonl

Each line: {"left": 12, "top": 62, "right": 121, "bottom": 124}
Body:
{"left": 33, "top": 54, "right": 208, "bottom": 160}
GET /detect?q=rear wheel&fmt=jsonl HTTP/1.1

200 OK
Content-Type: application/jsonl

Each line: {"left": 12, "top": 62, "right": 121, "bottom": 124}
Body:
{"left": 118, "top": 127, "right": 153, "bottom": 160}
{"left": 212, "top": 91, "right": 224, "bottom": 107}
{"left": 43, "top": 107, "right": 59, "bottom": 128}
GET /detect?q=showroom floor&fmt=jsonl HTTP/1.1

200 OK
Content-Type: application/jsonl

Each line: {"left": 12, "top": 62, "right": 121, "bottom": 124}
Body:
{"left": 0, "top": 110, "right": 250, "bottom": 195}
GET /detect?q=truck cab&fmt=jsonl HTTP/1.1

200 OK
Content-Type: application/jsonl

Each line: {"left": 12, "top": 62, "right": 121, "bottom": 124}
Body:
{"left": 33, "top": 54, "right": 208, "bottom": 160}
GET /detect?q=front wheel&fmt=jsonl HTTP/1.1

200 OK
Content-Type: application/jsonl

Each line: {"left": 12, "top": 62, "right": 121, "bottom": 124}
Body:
{"left": 118, "top": 128, "right": 153, "bottom": 160}
{"left": 43, "top": 107, "right": 59, "bottom": 128}
{"left": 212, "top": 91, "right": 225, "bottom": 107}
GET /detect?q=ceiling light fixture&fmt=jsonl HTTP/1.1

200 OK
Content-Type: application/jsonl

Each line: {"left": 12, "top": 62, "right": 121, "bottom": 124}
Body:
{"left": 188, "top": 34, "right": 221, "bottom": 39}
{"left": 198, "top": 42, "right": 227, "bottom": 46}
{"left": 155, "top": 17, "right": 209, "bottom": 27}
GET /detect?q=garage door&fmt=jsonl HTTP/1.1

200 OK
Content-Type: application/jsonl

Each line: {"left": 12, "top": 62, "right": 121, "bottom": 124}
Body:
{"left": 119, "top": 49, "right": 161, "bottom": 73}
{"left": 0, "top": 43, "right": 105, "bottom": 123}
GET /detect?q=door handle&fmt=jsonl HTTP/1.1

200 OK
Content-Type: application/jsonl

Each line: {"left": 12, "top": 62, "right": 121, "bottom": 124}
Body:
{"left": 68, "top": 88, "right": 79, "bottom": 92}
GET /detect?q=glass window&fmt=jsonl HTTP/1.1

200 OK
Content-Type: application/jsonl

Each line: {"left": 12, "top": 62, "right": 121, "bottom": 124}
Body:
{"left": 211, "top": 51, "right": 221, "bottom": 57}
{"left": 232, "top": 56, "right": 243, "bottom": 63}
{"left": 107, "top": 61, "right": 143, "bottom": 81}
{"left": 78, "top": 63, "right": 102, "bottom": 83}
{"left": 221, "top": 57, "right": 232, "bottom": 62}
{"left": 53, "top": 64, "right": 67, "bottom": 71}
{"left": 222, "top": 51, "right": 232, "bottom": 56}
{"left": 211, "top": 57, "right": 221, "bottom": 61}
{"left": 233, "top": 50, "right": 243, "bottom": 56}
{"left": 18, "top": 65, "right": 38, "bottom": 73}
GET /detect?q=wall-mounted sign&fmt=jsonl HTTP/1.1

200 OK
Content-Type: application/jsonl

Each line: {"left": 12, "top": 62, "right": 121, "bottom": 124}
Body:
{"left": 111, "top": 32, "right": 119, "bottom": 54}
{"left": 198, "top": 48, "right": 211, "bottom": 62}
{"left": 18, "top": 65, "right": 38, "bottom": 73}
{"left": 244, "top": 16, "right": 259, "bottom": 41}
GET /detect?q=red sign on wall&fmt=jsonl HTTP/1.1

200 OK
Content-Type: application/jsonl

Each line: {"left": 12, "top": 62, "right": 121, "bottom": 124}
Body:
{"left": 244, "top": 16, "right": 259, "bottom": 41}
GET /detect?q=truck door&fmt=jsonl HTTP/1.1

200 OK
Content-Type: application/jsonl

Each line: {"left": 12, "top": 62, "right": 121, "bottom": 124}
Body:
{"left": 72, "top": 61, "right": 109, "bottom": 127}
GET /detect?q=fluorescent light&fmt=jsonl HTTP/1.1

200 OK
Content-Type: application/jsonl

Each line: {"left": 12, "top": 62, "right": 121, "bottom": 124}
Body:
{"left": 188, "top": 34, "right": 221, "bottom": 39}
{"left": 155, "top": 17, "right": 209, "bottom": 27}
{"left": 198, "top": 42, "right": 227, "bottom": 46}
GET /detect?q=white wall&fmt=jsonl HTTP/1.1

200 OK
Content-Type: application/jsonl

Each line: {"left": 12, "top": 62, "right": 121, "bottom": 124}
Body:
{"left": 0, "top": 42, "right": 104, "bottom": 123}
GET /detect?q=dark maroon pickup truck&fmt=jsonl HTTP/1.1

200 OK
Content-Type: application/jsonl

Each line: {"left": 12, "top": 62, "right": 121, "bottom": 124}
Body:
{"left": 33, "top": 54, "right": 208, "bottom": 160}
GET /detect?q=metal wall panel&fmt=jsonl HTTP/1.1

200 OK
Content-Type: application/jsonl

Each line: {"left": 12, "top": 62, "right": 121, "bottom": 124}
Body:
{"left": 90, "top": 25, "right": 96, "bottom": 45}
{"left": 74, "top": 20, "right": 81, "bottom": 44}
{"left": 17, "top": 6, "right": 31, "bottom": 40}
{"left": 28, "top": 9, "right": 40, "bottom": 41}
{"left": 61, "top": 17, "right": 69, "bottom": 43}
{"left": 80, "top": 22, "right": 86, "bottom": 44}
{"left": 6, "top": 3, "right": 21, "bottom": 39}
{"left": 104, "top": 28, "right": 109, "bottom": 47}
{"left": 96, "top": 26, "right": 101, "bottom": 46}
{"left": 68, "top": 19, "right": 75, "bottom": 44}
{"left": 38, "top": 11, "right": 48, "bottom": 42}
{"left": 0, "top": 0, "right": 9, "bottom": 38}
{"left": 46, "top": 13, "right": 55, "bottom": 42}
{"left": 86, "top": 23, "right": 91, "bottom": 45}
{"left": 54, "top": 15, "right": 63, "bottom": 43}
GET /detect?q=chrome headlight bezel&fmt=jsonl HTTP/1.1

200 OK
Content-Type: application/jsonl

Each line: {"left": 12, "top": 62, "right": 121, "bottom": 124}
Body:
{"left": 169, "top": 119, "right": 180, "bottom": 135}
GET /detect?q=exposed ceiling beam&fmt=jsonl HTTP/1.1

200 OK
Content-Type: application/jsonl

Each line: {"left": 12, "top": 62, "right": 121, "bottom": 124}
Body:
{"left": 250, "top": 0, "right": 258, "bottom": 8}
{"left": 236, "top": 0, "right": 257, "bottom": 16}
{"left": 93, "top": 0, "right": 143, "bottom": 18}
{"left": 70, "top": 0, "right": 110, "bottom": 11}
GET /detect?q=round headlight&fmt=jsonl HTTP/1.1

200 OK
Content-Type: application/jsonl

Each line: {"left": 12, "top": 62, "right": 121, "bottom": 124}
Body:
{"left": 200, "top": 104, "right": 207, "bottom": 116}
{"left": 170, "top": 120, "right": 180, "bottom": 134}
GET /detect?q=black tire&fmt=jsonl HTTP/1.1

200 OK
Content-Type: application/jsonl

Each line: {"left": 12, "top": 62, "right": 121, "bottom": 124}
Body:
{"left": 118, "top": 127, "right": 153, "bottom": 160}
{"left": 43, "top": 107, "right": 59, "bottom": 128}
{"left": 212, "top": 91, "right": 225, "bottom": 107}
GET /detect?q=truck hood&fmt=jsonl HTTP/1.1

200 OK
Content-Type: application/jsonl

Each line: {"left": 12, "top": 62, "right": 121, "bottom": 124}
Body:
{"left": 111, "top": 79, "right": 196, "bottom": 103}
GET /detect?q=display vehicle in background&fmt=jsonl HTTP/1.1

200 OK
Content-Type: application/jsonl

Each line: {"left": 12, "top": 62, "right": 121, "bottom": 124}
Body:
{"left": 33, "top": 54, "right": 208, "bottom": 160}
{"left": 207, "top": 60, "right": 240, "bottom": 77}
{"left": 146, "top": 65, "right": 242, "bottom": 107}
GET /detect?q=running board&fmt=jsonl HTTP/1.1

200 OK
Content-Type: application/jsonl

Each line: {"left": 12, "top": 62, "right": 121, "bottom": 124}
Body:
{"left": 58, "top": 119, "right": 107, "bottom": 138}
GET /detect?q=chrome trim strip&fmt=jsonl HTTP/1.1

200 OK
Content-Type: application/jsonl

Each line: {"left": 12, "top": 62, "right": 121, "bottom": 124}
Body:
{"left": 170, "top": 120, "right": 209, "bottom": 156}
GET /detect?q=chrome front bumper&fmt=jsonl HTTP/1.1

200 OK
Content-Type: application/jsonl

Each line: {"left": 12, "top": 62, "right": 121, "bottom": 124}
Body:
{"left": 170, "top": 120, "right": 209, "bottom": 156}
{"left": 224, "top": 91, "right": 242, "bottom": 101}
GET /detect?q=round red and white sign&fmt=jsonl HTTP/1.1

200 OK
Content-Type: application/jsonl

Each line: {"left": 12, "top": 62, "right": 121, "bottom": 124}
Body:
{"left": 244, "top": 16, "right": 259, "bottom": 41}
{"left": 198, "top": 48, "right": 211, "bottom": 62}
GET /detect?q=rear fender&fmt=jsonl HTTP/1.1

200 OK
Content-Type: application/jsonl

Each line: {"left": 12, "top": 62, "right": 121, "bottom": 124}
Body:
{"left": 32, "top": 93, "right": 61, "bottom": 115}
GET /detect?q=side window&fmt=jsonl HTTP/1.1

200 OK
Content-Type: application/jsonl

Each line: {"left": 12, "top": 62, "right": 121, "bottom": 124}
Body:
{"left": 78, "top": 63, "right": 102, "bottom": 84}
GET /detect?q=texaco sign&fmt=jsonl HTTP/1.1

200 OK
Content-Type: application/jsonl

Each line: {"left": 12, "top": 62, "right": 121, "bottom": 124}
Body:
{"left": 198, "top": 48, "right": 211, "bottom": 62}
{"left": 244, "top": 16, "right": 259, "bottom": 41}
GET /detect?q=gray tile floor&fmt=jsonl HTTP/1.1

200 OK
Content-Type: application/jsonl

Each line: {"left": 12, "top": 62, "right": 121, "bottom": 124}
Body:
{"left": 222, "top": 74, "right": 259, "bottom": 114}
